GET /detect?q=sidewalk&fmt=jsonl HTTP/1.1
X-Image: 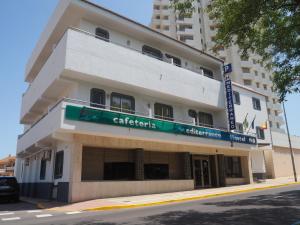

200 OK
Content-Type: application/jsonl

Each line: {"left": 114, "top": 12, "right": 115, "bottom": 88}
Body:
{"left": 28, "top": 177, "right": 300, "bottom": 212}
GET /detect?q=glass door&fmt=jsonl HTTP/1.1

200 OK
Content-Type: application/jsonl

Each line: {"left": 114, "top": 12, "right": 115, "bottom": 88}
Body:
{"left": 193, "top": 158, "right": 211, "bottom": 188}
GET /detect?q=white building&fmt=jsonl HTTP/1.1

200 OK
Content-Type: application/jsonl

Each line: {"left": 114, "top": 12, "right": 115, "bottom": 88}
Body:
{"left": 15, "top": 0, "right": 261, "bottom": 203}
{"left": 150, "top": 0, "right": 285, "bottom": 133}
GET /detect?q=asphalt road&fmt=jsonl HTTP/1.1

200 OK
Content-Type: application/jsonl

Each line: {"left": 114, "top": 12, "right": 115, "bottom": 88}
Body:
{"left": 1, "top": 184, "right": 300, "bottom": 225}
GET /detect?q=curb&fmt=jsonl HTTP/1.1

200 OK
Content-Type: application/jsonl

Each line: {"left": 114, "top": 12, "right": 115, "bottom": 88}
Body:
{"left": 85, "top": 181, "right": 300, "bottom": 211}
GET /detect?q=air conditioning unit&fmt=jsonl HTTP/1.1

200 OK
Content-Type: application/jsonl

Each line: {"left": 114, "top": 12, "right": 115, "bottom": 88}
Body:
{"left": 44, "top": 150, "right": 52, "bottom": 161}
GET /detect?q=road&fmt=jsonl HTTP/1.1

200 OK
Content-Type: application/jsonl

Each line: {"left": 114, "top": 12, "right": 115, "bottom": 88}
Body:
{"left": 1, "top": 184, "right": 300, "bottom": 225}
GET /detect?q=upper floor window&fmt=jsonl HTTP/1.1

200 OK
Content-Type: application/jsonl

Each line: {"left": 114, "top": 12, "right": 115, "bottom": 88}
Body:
{"left": 90, "top": 88, "right": 106, "bottom": 108}
{"left": 256, "top": 126, "right": 265, "bottom": 140}
{"left": 252, "top": 97, "right": 261, "bottom": 110}
{"left": 95, "top": 27, "right": 109, "bottom": 41}
{"left": 198, "top": 112, "right": 213, "bottom": 127}
{"left": 165, "top": 54, "right": 181, "bottom": 67}
{"left": 154, "top": 103, "right": 173, "bottom": 121}
{"left": 200, "top": 67, "right": 214, "bottom": 79}
{"left": 188, "top": 109, "right": 198, "bottom": 125}
{"left": 242, "top": 67, "right": 250, "bottom": 73}
{"left": 111, "top": 93, "right": 135, "bottom": 114}
{"left": 244, "top": 79, "right": 252, "bottom": 86}
{"left": 233, "top": 91, "right": 240, "bottom": 105}
{"left": 235, "top": 123, "right": 243, "bottom": 133}
{"left": 142, "top": 45, "right": 163, "bottom": 60}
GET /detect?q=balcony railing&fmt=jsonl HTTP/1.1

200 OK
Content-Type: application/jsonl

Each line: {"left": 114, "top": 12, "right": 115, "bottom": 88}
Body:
{"left": 19, "top": 97, "right": 257, "bottom": 149}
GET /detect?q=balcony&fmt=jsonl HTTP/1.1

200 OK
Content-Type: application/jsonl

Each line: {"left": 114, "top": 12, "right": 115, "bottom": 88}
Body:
{"left": 17, "top": 98, "right": 257, "bottom": 155}
{"left": 240, "top": 60, "right": 252, "bottom": 68}
{"left": 20, "top": 28, "right": 225, "bottom": 125}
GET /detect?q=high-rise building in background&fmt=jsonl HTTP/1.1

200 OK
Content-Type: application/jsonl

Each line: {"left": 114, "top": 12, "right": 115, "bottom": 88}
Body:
{"left": 150, "top": 0, "right": 285, "bottom": 133}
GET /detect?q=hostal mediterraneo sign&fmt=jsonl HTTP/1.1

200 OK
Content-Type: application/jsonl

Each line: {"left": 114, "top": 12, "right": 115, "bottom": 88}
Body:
{"left": 65, "top": 105, "right": 257, "bottom": 145}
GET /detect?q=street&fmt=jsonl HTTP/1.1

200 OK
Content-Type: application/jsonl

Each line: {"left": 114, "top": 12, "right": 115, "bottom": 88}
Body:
{"left": 1, "top": 184, "right": 300, "bottom": 225}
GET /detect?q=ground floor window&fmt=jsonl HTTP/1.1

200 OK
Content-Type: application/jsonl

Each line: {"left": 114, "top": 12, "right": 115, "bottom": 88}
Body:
{"left": 40, "top": 159, "right": 47, "bottom": 180}
{"left": 144, "top": 164, "right": 169, "bottom": 179}
{"left": 104, "top": 162, "right": 135, "bottom": 180}
{"left": 54, "top": 151, "right": 64, "bottom": 179}
{"left": 225, "top": 156, "right": 242, "bottom": 178}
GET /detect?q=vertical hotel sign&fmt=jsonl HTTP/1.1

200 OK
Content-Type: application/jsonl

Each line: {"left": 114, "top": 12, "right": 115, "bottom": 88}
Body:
{"left": 224, "top": 64, "right": 236, "bottom": 130}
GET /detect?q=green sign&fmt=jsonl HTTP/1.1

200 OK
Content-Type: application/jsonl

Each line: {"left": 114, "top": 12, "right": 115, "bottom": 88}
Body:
{"left": 65, "top": 105, "right": 257, "bottom": 145}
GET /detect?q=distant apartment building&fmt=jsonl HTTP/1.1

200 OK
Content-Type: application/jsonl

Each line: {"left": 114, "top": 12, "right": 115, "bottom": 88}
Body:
{"left": 0, "top": 155, "right": 16, "bottom": 176}
{"left": 150, "top": 0, "right": 285, "bottom": 133}
{"left": 14, "top": 0, "right": 265, "bottom": 203}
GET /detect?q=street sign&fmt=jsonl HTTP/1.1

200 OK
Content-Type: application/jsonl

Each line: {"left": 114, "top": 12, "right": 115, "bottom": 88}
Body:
{"left": 224, "top": 75, "right": 236, "bottom": 130}
{"left": 224, "top": 64, "right": 232, "bottom": 74}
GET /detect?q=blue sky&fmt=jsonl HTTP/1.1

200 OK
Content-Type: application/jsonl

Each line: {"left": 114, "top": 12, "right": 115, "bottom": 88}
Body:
{"left": 0, "top": 0, "right": 299, "bottom": 159}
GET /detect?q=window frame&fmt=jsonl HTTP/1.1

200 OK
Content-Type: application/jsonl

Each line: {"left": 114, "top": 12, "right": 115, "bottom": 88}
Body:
{"left": 110, "top": 92, "right": 135, "bottom": 114}
{"left": 90, "top": 88, "right": 106, "bottom": 108}
{"left": 188, "top": 109, "right": 198, "bottom": 125}
{"left": 165, "top": 53, "right": 181, "bottom": 67}
{"left": 252, "top": 97, "right": 261, "bottom": 111}
{"left": 256, "top": 126, "right": 265, "bottom": 140}
{"left": 200, "top": 67, "right": 214, "bottom": 78}
{"left": 154, "top": 103, "right": 174, "bottom": 121}
{"left": 233, "top": 91, "right": 241, "bottom": 105}
{"left": 39, "top": 158, "right": 47, "bottom": 180}
{"left": 142, "top": 45, "right": 163, "bottom": 60}
{"left": 198, "top": 111, "right": 214, "bottom": 128}
{"left": 95, "top": 27, "right": 109, "bottom": 41}
{"left": 54, "top": 151, "right": 64, "bottom": 179}
{"left": 225, "top": 156, "right": 242, "bottom": 178}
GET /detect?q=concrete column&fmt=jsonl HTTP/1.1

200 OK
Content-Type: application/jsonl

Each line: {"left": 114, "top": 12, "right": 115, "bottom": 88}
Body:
{"left": 134, "top": 149, "right": 144, "bottom": 180}
{"left": 242, "top": 154, "right": 253, "bottom": 184}
{"left": 217, "top": 154, "right": 226, "bottom": 187}
{"left": 182, "top": 152, "right": 192, "bottom": 179}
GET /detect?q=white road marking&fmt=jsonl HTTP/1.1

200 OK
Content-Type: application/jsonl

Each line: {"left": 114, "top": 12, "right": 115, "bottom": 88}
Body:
{"left": 0, "top": 212, "right": 14, "bottom": 216}
{"left": 65, "top": 211, "right": 82, "bottom": 215}
{"left": 27, "top": 210, "right": 42, "bottom": 213}
{"left": 36, "top": 214, "right": 53, "bottom": 218}
{"left": 1, "top": 217, "right": 20, "bottom": 221}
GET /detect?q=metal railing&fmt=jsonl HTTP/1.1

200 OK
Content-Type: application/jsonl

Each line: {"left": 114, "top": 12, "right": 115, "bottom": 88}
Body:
{"left": 19, "top": 97, "right": 247, "bottom": 140}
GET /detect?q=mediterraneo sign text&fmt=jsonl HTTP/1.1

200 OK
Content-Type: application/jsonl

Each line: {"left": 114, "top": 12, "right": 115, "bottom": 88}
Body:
{"left": 65, "top": 105, "right": 257, "bottom": 145}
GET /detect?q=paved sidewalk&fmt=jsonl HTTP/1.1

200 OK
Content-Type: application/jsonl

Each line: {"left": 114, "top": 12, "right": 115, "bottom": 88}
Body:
{"left": 27, "top": 177, "right": 300, "bottom": 212}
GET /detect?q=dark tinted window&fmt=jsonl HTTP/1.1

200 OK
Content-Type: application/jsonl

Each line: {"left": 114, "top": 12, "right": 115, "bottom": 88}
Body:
{"left": 198, "top": 112, "right": 213, "bottom": 127}
{"left": 54, "top": 151, "right": 64, "bottom": 179}
{"left": 225, "top": 157, "right": 242, "bottom": 178}
{"left": 235, "top": 123, "right": 243, "bottom": 133}
{"left": 233, "top": 91, "right": 241, "bottom": 105}
{"left": 252, "top": 97, "right": 261, "bottom": 110}
{"left": 201, "top": 67, "right": 214, "bottom": 78}
{"left": 188, "top": 109, "right": 198, "bottom": 125}
{"left": 95, "top": 27, "right": 109, "bottom": 41}
{"left": 40, "top": 159, "right": 47, "bottom": 180}
{"left": 256, "top": 126, "right": 265, "bottom": 140}
{"left": 111, "top": 93, "right": 135, "bottom": 114}
{"left": 144, "top": 164, "right": 169, "bottom": 179}
{"left": 104, "top": 162, "right": 135, "bottom": 180}
{"left": 165, "top": 54, "right": 181, "bottom": 67}
{"left": 142, "top": 45, "right": 163, "bottom": 60}
{"left": 154, "top": 103, "right": 173, "bottom": 121}
{"left": 90, "top": 88, "right": 105, "bottom": 108}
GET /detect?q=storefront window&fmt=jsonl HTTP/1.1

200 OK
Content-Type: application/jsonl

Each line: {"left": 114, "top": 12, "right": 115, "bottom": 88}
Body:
{"left": 104, "top": 162, "right": 135, "bottom": 180}
{"left": 54, "top": 151, "right": 64, "bottom": 179}
{"left": 144, "top": 164, "right": 169, "bottom": 179}
{"left": 225, "top": 156, "right": 242, "bottom": 178}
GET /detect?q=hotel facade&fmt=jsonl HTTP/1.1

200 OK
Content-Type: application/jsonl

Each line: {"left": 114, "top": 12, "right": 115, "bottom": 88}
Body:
{"left": 15, "top": 0, "right": 296, "bottom": 203}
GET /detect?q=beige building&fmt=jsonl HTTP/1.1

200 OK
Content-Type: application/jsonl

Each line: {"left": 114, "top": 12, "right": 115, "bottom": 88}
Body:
{"left": 15, "top": 0, "right": 260, "bottom": 203}
{"left": 150, "top": 0, "right": 285, "bottom": 133}
{"left": 0, "top": 155, "right": 16, "bottom": 176}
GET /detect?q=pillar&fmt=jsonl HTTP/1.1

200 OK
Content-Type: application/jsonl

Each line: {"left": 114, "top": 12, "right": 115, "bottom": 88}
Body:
{"left": 182, "top": 152, "right": 192, "bottom": 179}
{"left": 134, "top": 149, "right": 144, "bottom": 180}
{"left": 217, "top": 154, "right": 226, "bottom": 187}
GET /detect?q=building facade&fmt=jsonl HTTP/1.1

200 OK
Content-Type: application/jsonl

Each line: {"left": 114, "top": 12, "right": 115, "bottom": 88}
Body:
{"left": 150, "top": 0, "right": 285, "bottom": 133}
{"left": 0, "top": 155, "right": 16, "bottom": 176}
{"left": 15, "top": 0, "right": 260, "bottom": 203}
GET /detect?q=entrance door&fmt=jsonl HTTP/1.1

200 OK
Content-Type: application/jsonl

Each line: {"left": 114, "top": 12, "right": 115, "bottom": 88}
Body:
{"left": 193, "top": 157, "right": 211, "bottom": 188}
